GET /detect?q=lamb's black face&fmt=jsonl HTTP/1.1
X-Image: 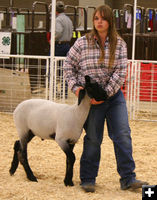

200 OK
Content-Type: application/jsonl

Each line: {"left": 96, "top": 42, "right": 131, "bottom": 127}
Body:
{"left": 85, "top": 76, "right": 107, "bottom": 101}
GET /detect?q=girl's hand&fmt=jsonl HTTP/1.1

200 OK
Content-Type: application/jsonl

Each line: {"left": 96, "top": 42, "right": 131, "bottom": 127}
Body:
{"left": 75, "top": 87, "right": 84, "bottom": 97}
{"left": 90, "top": 98, "right": 104, "bottom": 105}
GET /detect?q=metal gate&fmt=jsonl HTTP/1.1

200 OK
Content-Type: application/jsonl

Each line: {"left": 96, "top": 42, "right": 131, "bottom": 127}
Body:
{"left": 0, "top": 54, "right": 50, "bottom": 112}
{"left": 127, "top": 60, "right": 157, "bottom": 121}
{"left": 1, "top": 55, "right": 157, "bottom": 121}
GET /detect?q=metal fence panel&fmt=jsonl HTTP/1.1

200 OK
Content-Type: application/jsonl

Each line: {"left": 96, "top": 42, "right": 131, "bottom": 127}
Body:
{"left": 1, "top": 55, "right": 157, "bottom": 121}
{"left": 0, "top": 55, "right": 49, "bottom": 112}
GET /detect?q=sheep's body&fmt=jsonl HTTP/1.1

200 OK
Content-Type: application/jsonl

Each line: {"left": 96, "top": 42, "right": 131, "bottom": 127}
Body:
{"left": 9, "top": 75, "right": 106, "bottom": 186}
{"left": 14, "top": 96, "right": 90, "bottom": 145}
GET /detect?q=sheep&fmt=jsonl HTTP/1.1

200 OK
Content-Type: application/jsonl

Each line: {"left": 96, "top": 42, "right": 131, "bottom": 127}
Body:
{"left": 9, "top": 75, "right": 107, "bottom": 186}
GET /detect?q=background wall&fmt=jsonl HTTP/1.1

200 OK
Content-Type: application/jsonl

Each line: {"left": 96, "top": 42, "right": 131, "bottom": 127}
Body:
{"left": 79, "top": 0, "right": 104, "bottom": 7}
{"left": 0, "top": 0, "right": 156, "bottom": 10}
{"left": 0, "top": 0, "right": 78, "bottom": 10}
{"left": 112, "top": 0, "right": 157, "bottom": 9}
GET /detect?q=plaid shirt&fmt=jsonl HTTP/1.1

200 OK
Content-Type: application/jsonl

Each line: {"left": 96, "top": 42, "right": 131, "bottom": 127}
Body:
{"left": 63, "top": 35, "right": 128, "bottom": 97}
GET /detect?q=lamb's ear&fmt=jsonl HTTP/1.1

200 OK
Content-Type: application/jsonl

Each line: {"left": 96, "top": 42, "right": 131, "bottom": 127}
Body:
{"left": 85, "top": 75, "right": 91, "bottom": 84}
{"left": 78, "top": 89, "right": 86, "bottom": 105}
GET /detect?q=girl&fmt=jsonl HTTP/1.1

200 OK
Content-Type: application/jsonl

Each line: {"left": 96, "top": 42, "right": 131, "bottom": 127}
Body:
{"left": 63, "top": 5, "right": 148, "bottom": 192}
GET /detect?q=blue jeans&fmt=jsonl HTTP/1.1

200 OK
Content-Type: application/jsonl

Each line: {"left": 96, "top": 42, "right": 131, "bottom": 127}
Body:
{"left": 80, "top": 89, "right": 136, "bottom": 185}
{"left": 55, "top": 43, "right": 70, "bottom": 57}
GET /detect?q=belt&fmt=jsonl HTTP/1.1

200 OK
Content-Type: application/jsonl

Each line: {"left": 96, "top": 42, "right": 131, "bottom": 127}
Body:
{"left": 55, "top": 41, "right": 70, "bottom": 45}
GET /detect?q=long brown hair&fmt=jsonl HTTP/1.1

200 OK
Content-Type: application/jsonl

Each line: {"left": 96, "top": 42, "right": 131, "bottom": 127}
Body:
{"left": 86, "top": 5, "right": 118, "bottom": 68}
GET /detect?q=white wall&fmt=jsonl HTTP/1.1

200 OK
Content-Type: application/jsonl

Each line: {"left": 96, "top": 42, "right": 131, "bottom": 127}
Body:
{"left": 79, "top": 0, "right": 104, "bottom": 7}
{"left": 78, "top": 0, "right": 104, "bottom": 29}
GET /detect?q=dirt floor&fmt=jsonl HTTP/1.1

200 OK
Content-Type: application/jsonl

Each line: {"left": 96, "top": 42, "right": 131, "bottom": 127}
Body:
{"left": 0, "top": 112, "right": 156, "bottom": 200}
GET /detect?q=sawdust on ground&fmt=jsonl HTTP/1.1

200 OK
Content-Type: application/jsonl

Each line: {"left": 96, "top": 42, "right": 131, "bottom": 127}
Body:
{"left": 0, "top": 112, "right": 156, "bottom": 200}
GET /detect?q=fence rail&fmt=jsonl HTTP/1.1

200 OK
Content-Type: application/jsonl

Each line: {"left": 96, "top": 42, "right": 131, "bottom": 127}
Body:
{"left": 126, "top": 60, "right": 157, "bottom": 121}
{"left": 0, "top": 54, "right": 50, "bottom": 112}
{"left": 0, "top": 55, "right": 157, "bottom": 121}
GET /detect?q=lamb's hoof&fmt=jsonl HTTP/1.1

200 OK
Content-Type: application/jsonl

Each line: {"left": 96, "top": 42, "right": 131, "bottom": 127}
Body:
{"left": 64, "top": 179, "right": 74, "bottom": 186}
{"left": 9, "top": 164, "right": 18, "bottom": 175}
{"left": 28, "top": 175, "right": 38, "bottom": 182}
{"left": 9, "top": 169, "right": 14, "bottom": 176}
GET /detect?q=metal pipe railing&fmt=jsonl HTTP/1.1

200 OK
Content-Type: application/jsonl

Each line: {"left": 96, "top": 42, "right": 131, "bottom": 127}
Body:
{"left": 32, "top": 1, "right": 49, "bottom": 32}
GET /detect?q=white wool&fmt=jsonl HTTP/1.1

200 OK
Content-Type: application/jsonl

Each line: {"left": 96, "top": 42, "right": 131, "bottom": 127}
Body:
{"left": 13, "top": 95, "right": 91, "bottom": 149}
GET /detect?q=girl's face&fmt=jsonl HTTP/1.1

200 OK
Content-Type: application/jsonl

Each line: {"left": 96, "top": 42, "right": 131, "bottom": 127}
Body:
{"left": 93, "top": 11, "right": 109, "bottom": 34}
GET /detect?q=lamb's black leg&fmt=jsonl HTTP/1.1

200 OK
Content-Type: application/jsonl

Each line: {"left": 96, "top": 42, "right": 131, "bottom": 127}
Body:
{"left": 64, "top": 143, "right": 75, "bottom": 186}
{"left": 9, "top": 140, "right": 20, "bottom": 175}
{"left": 18, "top": 130, "right": 37, "bottom": 182}
{"left": 18, "top": 146, "right": 37, "bottom": 182}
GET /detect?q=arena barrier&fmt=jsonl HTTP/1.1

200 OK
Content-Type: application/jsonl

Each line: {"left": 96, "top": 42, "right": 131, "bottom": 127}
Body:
{"left": 0, "top": 55, "right": 157, "bottom": 121}
{"left": 0, "top": 54, "right": 50, "bottom": 112}
{"left": 126, "top": 60, "right": 157, "bottom": 121}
